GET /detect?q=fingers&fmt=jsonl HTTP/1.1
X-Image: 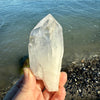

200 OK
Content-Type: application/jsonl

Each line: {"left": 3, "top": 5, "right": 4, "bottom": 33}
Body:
{"left": 24, "top": 68, "right": 45, "bottom": 91}
{"left": 43, "top": 72, "right": 67, "bottom": 100}
{"left": 36, "top": 72, "right": 67, "bottom": 92}
{"left": 51, "top": 87, "right": 66, "bottom": 100}
{"left": 59, "top": 72, "right": 67, "bottom": 88}
{"left": 22, "top": 68, "right": 36, "bottom": 91}
{"left": 43, "top": 89, "right": 54, "bottom": 100}
{"left": 36, "top": 80, "right": 45, "bottom": 91}
{"left": 12, "top": 68, "right": 37, "bottom": 100}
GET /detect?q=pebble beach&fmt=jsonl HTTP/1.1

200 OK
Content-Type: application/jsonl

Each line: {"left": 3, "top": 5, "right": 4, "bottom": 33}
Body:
{"left": 62, "top": 55, "right": 100, "bottom": 100}
{"left": 0, "top": 55, "right": 100, "bottom": 100}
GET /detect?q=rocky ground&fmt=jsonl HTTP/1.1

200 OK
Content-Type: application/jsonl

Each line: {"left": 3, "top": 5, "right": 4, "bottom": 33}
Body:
{"left": 0, "top": 77, "right": 19, "bottom": 100}
{"left": 0, "top": 86, "right": 11, "bottom": 100}
{"left": 0, "top": 55, "right": 100, "bottom": 100}
{"left": 62, "top": 55, "right": 100, "bottom": 100}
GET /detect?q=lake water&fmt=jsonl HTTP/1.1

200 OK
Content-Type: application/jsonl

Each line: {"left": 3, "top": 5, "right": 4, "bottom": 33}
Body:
{"left": 0, "top": 0, "right": 100, "bottom": 88}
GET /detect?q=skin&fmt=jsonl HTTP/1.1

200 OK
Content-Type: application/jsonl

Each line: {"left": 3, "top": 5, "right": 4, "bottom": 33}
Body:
{"left": 4, "top": 68, "right": 67, "bottom": 100}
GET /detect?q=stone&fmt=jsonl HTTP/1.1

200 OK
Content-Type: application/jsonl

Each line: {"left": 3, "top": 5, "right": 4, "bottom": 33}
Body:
{"left": 28, "top": 14, "right": 64, "bottom": 91}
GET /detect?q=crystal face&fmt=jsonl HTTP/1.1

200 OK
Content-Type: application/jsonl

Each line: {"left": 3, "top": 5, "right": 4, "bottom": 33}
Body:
{"left": 28, "top": 14, "right": 64, "bottom": 91}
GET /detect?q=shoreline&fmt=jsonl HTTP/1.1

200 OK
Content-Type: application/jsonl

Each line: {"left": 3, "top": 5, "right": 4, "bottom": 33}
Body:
{"left": 0, "top": 55, "right": 100, "bottom": 100}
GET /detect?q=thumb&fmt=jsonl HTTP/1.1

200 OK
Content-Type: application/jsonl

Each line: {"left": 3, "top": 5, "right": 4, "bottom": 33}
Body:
{"left": 12, "top": 68, "right": 36, "bottom": 100}
{"left": 22, "top": 68, "right": 36, "bottom": 91}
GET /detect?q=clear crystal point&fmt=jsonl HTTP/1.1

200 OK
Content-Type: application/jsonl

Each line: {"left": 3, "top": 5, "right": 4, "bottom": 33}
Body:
{"left": 28, "top": 14, "right": 64, "bottom": 91}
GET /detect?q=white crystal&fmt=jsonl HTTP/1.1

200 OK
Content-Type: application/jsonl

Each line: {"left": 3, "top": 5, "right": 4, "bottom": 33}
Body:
{"left": 28, "top": 14, "right": 64, "bottom": 91}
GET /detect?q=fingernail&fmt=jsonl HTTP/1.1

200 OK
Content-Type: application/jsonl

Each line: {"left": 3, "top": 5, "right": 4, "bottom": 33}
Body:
{"left": 23, "top": 68, "right": 29, "bottom": 78}
{"left": 29, "top": 70, "right": 33, "bottom": 78}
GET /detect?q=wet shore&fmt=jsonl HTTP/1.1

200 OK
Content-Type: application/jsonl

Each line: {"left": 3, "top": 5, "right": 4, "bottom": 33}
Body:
{"left": 0, "top": 55, "right": 100, "bottom": 100}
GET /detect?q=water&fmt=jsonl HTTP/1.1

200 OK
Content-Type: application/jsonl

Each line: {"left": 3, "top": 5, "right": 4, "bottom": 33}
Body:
{"left": 0, "top": 0, "right": 100, "bottom": 88}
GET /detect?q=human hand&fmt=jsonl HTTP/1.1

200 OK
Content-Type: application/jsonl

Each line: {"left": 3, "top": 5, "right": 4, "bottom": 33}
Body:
{"left": 4, "top": 68, "right": 67, "bottom": 100}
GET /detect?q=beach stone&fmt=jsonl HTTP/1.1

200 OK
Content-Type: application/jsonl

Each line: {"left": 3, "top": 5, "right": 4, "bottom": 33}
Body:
{"left": 28, "top": 14, "right": 64, "bottom": 91}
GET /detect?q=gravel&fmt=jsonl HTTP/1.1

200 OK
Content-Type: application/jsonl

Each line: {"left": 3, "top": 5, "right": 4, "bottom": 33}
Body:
{"left": 62, "top": 55, "right": 100, "bottom": 100}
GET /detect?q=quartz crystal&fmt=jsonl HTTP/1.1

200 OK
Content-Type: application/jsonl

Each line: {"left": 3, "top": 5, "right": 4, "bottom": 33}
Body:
{"left": 28, "top": 14, "right": 64, "bottom": 91}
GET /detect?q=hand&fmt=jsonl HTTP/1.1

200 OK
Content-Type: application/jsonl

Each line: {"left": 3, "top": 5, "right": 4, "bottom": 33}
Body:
{"left": 4, "top": 68, "right": 67, "bottom": 100}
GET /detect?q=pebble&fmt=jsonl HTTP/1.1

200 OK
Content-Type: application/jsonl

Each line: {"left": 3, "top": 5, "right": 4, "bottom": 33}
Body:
{"left": 78, "top": 89, "right": 81, "bottom": 92}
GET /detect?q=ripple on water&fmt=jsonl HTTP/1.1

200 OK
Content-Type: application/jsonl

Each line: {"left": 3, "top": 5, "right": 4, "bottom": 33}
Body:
{"left": 0, "top": 16, "right": 4, "bottom": 29}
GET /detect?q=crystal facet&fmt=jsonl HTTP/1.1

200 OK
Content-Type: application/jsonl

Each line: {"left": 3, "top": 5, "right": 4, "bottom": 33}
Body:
{"left": 28, "top": 14, "right": 64, "bottom": 91}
